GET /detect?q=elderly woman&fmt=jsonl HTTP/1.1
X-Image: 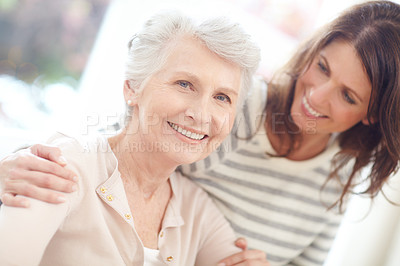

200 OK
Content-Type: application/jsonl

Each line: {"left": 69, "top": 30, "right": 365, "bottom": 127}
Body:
{"left": 0, "top": 12, "right": 264, "bottom": 266}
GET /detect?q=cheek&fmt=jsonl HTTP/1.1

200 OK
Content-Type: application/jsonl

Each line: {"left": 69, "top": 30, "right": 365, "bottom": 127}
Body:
{"left": 333, "top": 107, "right": 365, "bottom": 125}
{"left": 137, "top": 101, "right": 167, "bottom": 128}
{"left": 297, "top": 71, "right": 311, "bottom": 87}
{"left": 227, "top": 110, "right": 237, "bottom": 130}
{"left": 291, "top": 86, "right": 303, "bottom": 115}
{"left": 297, "top": 67, "right": 325, "bottom": 91}
{"left": 212, "top": 110, "right": 235, "bottom": 136}
{"left": 293, "top": 80, "right": 306, "bottom": 102}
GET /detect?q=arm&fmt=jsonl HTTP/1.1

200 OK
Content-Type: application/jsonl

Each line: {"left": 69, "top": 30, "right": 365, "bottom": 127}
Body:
{"left": 0, "top": 134, "right": 82, "bottom": 265}
{"left": 0, "top": 144, "right": 78, "bottom": 207}
{"left": 0, "top": 196, "right": 70, "bottom": 265}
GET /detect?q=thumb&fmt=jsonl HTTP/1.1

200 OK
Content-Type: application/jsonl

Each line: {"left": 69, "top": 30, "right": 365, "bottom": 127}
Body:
{"left": 235, "top": 237, "right": 248, "bottom": 250}
{"left": 30, "top": 144, "right": 67, "bottom": 166}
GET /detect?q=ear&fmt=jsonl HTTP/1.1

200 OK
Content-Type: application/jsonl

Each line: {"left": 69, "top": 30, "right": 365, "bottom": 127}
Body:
{"left": 361, "top": 116, "right": 376, "bottom": 126}
{"left": 123, "top": 80, "right": 140, "bottom": 106}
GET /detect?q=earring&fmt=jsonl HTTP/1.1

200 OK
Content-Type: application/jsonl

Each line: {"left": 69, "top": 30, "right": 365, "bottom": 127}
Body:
{"left": 127, "top": 100, "right": 132, "bottom": 105}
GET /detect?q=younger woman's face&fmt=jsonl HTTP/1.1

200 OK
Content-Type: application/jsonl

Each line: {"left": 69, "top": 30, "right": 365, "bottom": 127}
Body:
{"left": 290, "top": 40, "right": 372, "bottom": 136}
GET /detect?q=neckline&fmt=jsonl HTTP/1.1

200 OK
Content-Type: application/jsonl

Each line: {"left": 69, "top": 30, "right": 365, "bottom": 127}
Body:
{"left": 255, "top": 125, "right": 339, "bottom": 169}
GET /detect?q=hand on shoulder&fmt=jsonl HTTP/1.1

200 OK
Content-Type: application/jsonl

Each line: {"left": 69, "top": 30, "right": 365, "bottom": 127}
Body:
{"left": 0, "top": 143, "right": 78, "bottom": 207}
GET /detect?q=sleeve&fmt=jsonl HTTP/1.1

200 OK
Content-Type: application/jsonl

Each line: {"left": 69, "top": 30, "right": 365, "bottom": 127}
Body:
{"left": 288, "top": 217, "right": 342, "bottom": 266}
{"left": 0, "top": 133, "right": 81, "bottom": 266}
{"left": 0, "top": 197, "right": 70, "bottom": 266}
{"left": 193, "top": 188, "right": 242, "bottom": 265}
{"left": 179, "top": 76, "right": 267, "bottom": 175}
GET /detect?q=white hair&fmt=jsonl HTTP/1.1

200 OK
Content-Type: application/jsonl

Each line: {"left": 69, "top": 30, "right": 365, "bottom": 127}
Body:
{"left": 124, "top": 11, "right": 260, "bottom": 121}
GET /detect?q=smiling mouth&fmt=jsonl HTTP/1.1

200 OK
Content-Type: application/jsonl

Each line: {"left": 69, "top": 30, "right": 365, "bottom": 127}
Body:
{"left": 302, "top": 96, "right": 327, "bottom": 118}
{"left": 168, "top": 122, "right": 207, "bottom": 140}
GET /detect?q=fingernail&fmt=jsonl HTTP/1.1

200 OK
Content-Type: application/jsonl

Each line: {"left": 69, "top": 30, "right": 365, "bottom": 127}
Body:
{"left": 72, "top": 176, "right": 78, "bottom": 182}
{"left": 58, "top": 156, "right": 67, "bottom": 164}
{"left": 57, "top": 196, "right": 67, "bottom": 203}
{"left": 22, "top": 200, "right": 31, "bottom": 208}
{"left": 71, "top": 184, "right": 78, "bottom": 192}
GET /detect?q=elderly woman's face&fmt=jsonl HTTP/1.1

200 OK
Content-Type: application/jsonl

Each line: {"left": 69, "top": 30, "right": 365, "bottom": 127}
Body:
{"left": 126, "top": 36, "right": 241, "bottom": 165}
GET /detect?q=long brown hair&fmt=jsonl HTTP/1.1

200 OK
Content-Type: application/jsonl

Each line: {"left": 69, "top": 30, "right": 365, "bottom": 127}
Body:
{"left": 267, "top": 0, "right": 400, "bottom": 212}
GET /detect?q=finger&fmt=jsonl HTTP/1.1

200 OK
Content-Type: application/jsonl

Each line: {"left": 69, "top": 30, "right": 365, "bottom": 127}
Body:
{"left": 15, "top": 154, "right": 77, "bottom": 182}
{"left": 8, "top": 169, "right": 77, "bottom": 193}
{"left": 30, "top": 144, "right": 67, "bottom": 166}
{"left": 218, "top": 250, "right": 267, "bottom": 266}
{"left": 227, "top": 261, "right": 270, "bottom": 266}
{"left": 235, "top": 237, "right": 248, "bottom": 250}
{"left": 3, "top": 180, "right": 67, "bottom": 204}
{"left": 0, "top": 193, "right": 30, "bottom": 208}
{"left": 218, "top": 260, "right": 269, "bottom": 266}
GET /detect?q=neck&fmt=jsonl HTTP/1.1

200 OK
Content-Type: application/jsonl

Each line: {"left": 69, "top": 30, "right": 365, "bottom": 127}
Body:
{"left": 108, "top": 128, "right": 177, "bottom": 197}
{"left": 291, "top": 132, "right": 331, "bottom": 160}
{"left": 266, "top": 122, "right": 331, "bottom": 161}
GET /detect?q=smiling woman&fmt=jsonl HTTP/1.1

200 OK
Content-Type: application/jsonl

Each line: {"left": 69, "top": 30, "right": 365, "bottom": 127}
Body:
{"left": 291, "top": 40, "right": 372, "bottom": 136}
{"left": 0, "top": 11, "right": 264, "bottom": 266}
{"left": 114, "top": 35, "right": 241, "bottom": 170}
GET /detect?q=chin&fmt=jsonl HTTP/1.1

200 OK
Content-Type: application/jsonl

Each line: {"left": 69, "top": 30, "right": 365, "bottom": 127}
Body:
{"left": 170, "top": 152, "right": 203, "bottom": 166}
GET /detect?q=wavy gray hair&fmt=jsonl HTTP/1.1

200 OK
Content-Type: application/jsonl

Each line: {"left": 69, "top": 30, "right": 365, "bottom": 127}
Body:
{"left": 124, "top": 11, "right": 260, "bottom": 123}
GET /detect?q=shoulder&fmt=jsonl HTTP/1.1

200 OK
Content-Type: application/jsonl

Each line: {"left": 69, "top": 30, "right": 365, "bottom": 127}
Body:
{"left": 46, "top": 132, "right": 108, "bottom": 158}
{"left": 172, "top": 171, "right": 210, "bottom": 199}
{"left": 45, "top": 132, "right": 113, "bottom": 189}
{"left": 171, "top": 172, "right": 221, "bottom": 214}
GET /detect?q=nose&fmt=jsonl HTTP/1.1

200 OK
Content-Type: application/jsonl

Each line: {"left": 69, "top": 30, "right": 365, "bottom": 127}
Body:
{"left": 309, "top": 81, "right": 334, "bottom": 106}
{"left": 184, "top": 95, "right": 211, "bottom": 125}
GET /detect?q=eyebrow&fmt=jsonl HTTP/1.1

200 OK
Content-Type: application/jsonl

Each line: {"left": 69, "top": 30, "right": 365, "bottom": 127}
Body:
{"left": 173, "top": 71, "right": 239, "bottom": 96}
{"left": 319, "top": 54, "right": 364, "bottom": 103}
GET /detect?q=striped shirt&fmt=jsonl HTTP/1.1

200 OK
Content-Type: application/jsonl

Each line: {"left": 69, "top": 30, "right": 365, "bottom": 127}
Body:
{"left": 179, "top": 78, "right": 344, "bottom": 265}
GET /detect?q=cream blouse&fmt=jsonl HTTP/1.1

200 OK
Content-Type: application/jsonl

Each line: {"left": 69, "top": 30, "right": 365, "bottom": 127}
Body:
{"left": 0, "top": 133, "right": 241, "bottom": 266}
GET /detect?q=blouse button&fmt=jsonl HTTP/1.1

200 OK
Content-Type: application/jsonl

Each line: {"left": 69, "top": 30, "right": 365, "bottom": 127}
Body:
{"left": 166, "top": 256, "right": 173, "bottom": 262}
{"left": 160, "top": 231, "right": 164, "bottom": 237}
{"left": 125, "top": 213, "right": 131, "bottom": 220}
{"left": 107, "top": 195, "right": 114, "bottom": 201}
{"left": 100, "top": 187, "right": 107, "bottom": 193}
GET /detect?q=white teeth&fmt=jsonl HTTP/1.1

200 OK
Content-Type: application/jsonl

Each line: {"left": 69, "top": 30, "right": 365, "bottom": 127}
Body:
{"left": 168, "top": 122, "right": 206, "bottom": 140}
{"left": 302, "top": 96, "right": 325, "bottom": 117}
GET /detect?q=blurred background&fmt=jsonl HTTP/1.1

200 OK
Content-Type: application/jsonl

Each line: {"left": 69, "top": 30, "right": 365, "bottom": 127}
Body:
{"left": 1, "top": 0, "right": 400, "bottom": 265}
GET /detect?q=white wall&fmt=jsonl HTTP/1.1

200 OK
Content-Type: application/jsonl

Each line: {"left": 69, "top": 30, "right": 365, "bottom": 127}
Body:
{"left": 325, "top": 171, "right": 400, "bottom": 266}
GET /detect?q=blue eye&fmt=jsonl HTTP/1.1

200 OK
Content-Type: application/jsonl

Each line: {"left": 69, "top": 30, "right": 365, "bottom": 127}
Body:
{"left": 343, "top": 91, "right": 356, "bottom": 104}
{"left": 215, "top": 94, "right": 231, "bottom": 103}
{"left": 178, "top": 80, "right": 191, "bottom": 89}
{"left": 318, "top": 61, "right": 328, "bottom": 74}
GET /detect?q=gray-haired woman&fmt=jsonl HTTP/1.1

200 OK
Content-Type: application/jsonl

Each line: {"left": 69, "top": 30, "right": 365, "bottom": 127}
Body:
{"left": 0, "top": 11, "right": 267, "bottom": 266}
